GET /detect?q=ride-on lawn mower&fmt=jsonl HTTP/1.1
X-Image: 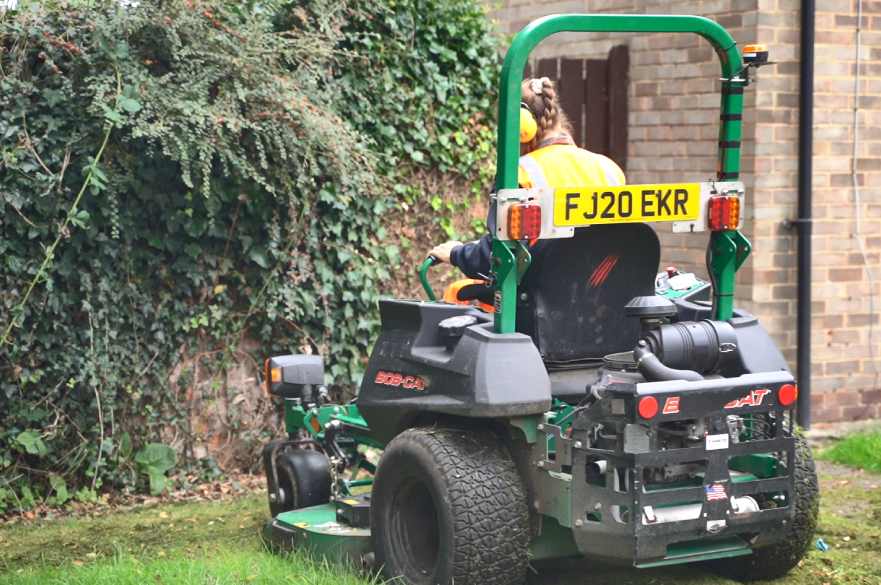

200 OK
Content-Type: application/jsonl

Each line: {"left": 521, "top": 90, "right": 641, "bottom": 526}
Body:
{"left": 261, "top": 14, "right": 819, "bottom": 585}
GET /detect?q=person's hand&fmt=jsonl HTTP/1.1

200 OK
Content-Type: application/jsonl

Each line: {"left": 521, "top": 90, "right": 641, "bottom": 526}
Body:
{"left": 428, "top": 241, "right": 463, "bottom": 263}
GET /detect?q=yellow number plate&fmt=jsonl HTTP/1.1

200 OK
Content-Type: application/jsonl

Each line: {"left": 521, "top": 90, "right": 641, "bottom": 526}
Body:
{"left": 552, "top": 183, "right": 701, "bottom": 227}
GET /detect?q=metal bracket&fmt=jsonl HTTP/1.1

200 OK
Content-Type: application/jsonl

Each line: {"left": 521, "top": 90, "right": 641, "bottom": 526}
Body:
{"left": 782, "top": 217, "right": 812, "bottom": 230}
{"left": 495, "top": 187, "right": 574, "bottom": 242}
{"left": 535, "top": 422, "right": 574, "bottom": 473}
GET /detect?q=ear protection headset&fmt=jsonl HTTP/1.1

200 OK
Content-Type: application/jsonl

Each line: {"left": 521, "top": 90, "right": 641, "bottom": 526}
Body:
{"left": 519, "top": 101, "right": 538, "bottom": 143}
{"left": 520, "top": 78, "right": 549, "bottom": 143}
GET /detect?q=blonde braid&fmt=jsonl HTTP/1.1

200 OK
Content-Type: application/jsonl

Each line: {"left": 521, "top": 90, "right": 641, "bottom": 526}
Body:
{"left": 537, "top": 78, "right": 558, "bottom": 132}
{"left": 521, "top": 77, "right": 571, "bottom": 148}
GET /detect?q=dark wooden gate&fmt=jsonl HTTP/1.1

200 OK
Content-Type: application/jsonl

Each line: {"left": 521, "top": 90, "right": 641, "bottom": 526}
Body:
{"left": 524, "top": 45, "right": 629, "bottom": 171}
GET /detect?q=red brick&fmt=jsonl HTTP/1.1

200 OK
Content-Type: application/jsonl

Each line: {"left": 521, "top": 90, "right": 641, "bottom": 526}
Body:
{"left": 829, "top": 268, "right": 864, "bottom": 281}
{"left": 813, "top": 406, "right": 842, "bottom": 422}
{"left": 862, "top": 389, "right": 881, "bottom": 404}
{"left": 847, "top": 313, "right": 880, "bottom": 327}
{"left": 841, "top": 405, "right": 873, "bottom": 421}
{"left": 832, "top": 390, "right": 863, "bottom": 406}
{"left": 824, "top": 360, "right": 861, "bottom": 375}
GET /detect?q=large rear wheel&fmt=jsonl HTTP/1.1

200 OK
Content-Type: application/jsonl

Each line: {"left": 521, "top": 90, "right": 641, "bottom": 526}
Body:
{"left": 371, "top": 428, "right": 530, "bottom": 585}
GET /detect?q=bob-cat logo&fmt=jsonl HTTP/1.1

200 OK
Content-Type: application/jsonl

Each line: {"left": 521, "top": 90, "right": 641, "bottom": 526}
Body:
{"left": 374, "top": 370, "right": 427, "bottom": 391}
{"left": 724, "top": 388, "right": 771, "bottom": 409}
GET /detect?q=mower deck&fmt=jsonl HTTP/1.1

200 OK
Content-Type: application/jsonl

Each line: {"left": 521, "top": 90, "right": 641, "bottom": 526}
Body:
{"left": 263, "top": 503, "right": 371, "bottom": 565}
{"left": 264, "top": 491, "right": 756, "bottom": 569}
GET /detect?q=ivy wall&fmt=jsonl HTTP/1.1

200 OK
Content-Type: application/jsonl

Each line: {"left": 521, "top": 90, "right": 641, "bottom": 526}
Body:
{"left": 0, "top": 0, "right": 499, "bottom": 509}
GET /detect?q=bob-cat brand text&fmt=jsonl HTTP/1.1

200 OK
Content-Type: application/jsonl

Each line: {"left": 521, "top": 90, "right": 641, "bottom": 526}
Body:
{"left": 374, "top": 370, "right": 428, "bottom": 391}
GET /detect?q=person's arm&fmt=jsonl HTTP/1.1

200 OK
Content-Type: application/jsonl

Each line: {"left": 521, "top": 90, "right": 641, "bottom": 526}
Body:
{"left": 449, "top": 235, "right": 492, "bottom": 279}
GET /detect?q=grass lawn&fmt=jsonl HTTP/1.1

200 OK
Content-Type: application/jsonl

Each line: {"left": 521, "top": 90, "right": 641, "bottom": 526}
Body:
{"left": 818, "top": 430, "right": 881, "bottom": 473}
{"left": 1, "top": 461, "right": 879, "bottom": 585}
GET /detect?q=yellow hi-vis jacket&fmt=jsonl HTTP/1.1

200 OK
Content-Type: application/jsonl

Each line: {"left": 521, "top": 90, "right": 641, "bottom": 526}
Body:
{"left": 517, "top": 144, "right": 625, "bottom": 188}
{"left": 449, "top": 143, "right": 626, "bottom": 279}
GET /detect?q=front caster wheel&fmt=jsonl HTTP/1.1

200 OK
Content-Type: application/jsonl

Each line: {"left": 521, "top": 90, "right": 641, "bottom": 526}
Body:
{"left": 262, "top": 442, "right": 331, "bottom": 517}
{"left": 371, "top": 428, "right": 530, "bottom": 585}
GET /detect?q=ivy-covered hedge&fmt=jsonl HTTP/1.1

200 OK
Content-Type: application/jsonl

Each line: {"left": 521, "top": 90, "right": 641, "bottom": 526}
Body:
{"left": 0, "top": 0, "right": 499, "bottom": 509}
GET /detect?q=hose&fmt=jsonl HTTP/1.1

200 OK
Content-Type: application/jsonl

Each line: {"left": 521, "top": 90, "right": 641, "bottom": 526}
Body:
{"left": 633, "top": 341, "right": 704, "bottom": 382}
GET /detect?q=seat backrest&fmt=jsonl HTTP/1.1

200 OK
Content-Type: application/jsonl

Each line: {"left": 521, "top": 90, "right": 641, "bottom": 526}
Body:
{"left": 517, "top": 223, "right": 660, "bottom": 365}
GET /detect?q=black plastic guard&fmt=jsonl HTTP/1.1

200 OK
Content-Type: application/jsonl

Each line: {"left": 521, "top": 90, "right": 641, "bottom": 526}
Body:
{"left": 570, "top": 371, "right": 797, "bottom": 565}
{"left": 358, "top": 300, "right": 551, "bottom": 443}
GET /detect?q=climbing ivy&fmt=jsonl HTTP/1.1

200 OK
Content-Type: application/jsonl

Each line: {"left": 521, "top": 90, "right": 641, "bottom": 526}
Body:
{"left": 0, "top": 0, "right": 500, "bottom": 509}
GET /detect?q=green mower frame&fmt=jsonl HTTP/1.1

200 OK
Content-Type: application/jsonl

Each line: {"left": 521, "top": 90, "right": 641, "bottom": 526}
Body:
{"left": 261, "top": 13, "right": 818, "bottom": 585}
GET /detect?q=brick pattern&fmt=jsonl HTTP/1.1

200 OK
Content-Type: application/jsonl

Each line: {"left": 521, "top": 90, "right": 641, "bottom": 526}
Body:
{"left": 806, "top": 0, "right": 881, "bottom": 421}
{"left": 488, "top": 0, "right": 881, "bottom": 422}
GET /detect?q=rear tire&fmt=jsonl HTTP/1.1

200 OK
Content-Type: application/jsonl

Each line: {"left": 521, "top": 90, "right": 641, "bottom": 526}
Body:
{"left": 708, "top": 434, "right": 819, "bottom": 581}
{"left": 372, "top": 427, "right": 530, "bottom": 585}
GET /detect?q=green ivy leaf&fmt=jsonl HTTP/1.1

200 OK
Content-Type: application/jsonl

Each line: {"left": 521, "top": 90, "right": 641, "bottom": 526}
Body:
{"left": 119, "top": 432, "right": 133, "bottom": 459}
{"left": 48, "top": 474, "right": 70, "bottom": 505}
{"left": 147, "top": 471, "right": 167, "bottom": 496}
{"left": 15, "top": 431, "right": 47, "bottom": 456}
{"left": 119, "top": 97, "right": 142, "bottom": 113}
{"left": 248, "top": 247, "right": 269, "bottom": 268}
{"left": 134, "top": 443, "right": 177, "bottom": 495}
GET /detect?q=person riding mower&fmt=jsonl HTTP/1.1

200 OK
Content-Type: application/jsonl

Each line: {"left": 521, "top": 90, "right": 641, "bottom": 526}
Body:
{"left": 430, "top": 75, "right": 625, "bottom": 284}
{"left": 260, "top": 14, "right": 819, "bottom": 585}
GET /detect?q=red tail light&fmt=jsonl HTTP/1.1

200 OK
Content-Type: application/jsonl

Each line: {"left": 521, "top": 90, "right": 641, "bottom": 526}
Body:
{"left": 638, "top": 396, "right": 659, "bottom": 419}
{"left": 507, "top": 203, "right": 541, "bottom": 242}
{"left": 778, "top": 383, "right": 798, "bottom": 407}
{"left": 708, "top": 195, "right": 740, "bottom": 231}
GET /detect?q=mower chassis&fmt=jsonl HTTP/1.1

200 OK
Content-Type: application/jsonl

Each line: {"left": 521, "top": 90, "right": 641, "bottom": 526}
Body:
{"left": 260, "top": 12, "right": 817, "bottom": 584}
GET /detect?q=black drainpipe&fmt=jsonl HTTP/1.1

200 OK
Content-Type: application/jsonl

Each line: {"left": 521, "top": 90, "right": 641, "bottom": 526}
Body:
{"left": 795, "top": 0, "right": 815, "bottom": 428}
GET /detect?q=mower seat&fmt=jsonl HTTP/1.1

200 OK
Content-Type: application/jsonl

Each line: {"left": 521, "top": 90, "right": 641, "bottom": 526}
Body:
{"left": 516, "top": 223, "right": 661, "bottom": 370}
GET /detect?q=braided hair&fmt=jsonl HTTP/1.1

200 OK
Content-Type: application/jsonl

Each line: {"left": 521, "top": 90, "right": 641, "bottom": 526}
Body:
{"left": 521, "top": 77, "right": 572, "bottom": 150}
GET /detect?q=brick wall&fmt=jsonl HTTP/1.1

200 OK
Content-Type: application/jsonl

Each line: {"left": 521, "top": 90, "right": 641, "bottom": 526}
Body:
{"left": 488, "top": 0, "right": 881, "bottom": 422}
{"left": 808, "top": 0, "right": 881, "bottom": 421}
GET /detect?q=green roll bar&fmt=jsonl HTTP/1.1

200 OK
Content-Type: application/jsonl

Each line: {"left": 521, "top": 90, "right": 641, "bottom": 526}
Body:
{"left": 492, "top": 14, "right": 752, "bottom": 334}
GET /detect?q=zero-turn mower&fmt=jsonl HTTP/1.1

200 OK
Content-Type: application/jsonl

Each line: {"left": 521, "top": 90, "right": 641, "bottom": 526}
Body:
{"left": 261, "top": 13, "right": 818, "bottom": 585}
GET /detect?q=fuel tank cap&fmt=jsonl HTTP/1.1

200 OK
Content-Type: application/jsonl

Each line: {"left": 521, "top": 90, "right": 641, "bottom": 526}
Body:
{"left": 438, "top": 314, "right": 478, "bottom": 350}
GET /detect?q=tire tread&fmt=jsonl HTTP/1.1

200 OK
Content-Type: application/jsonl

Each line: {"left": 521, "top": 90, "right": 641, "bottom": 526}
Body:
{"left": 374, "top": 427, "right": 530, "bottom": 585}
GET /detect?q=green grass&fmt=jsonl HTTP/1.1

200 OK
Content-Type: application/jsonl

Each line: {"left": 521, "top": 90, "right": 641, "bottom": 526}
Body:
{"left": 0, "top": 550, "right": 377, "bottom": 585}
{"left": 0, "top": 493, "right": 374, "bottom": 585}
{"left": 1, "top": 463, "right": 880, "bottom": 585}
{"left": 818, "top": 431, "right": 881, "bottom": 473}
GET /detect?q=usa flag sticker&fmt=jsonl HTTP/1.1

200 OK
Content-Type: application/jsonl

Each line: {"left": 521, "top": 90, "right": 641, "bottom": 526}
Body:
{"left": 705, "top": 482, "right": 728, "bottom": 502}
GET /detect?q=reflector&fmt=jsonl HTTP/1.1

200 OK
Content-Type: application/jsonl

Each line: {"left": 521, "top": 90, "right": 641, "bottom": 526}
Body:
{"left": 778, "top": 383, "right": 798, "bottom": 407}
{"left": 708, "top": 195, "right": 740, "bottom": 231}
{"left": 507, "top": 203, "right": 542, "bottom": 242}
{"left": 638, "top": 396, "right": 659, "bottom": 419}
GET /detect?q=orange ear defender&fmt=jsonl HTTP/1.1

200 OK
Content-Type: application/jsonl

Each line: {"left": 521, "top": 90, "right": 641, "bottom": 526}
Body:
{"left": 519, "top": 101, "right": 537, "bottom": 143}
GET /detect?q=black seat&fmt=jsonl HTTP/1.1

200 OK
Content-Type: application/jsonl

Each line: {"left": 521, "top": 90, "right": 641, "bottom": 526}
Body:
{"left": 516, "top": 223, "right": 660, "bottom": 366}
